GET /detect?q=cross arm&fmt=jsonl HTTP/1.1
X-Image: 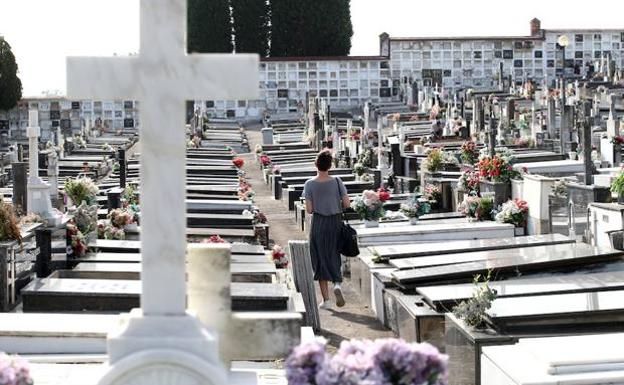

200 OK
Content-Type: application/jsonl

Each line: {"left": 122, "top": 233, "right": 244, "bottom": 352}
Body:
{"left": 67, "top": 56, "right": 140, "bottom": 100}
{"left": 181, "top": 54, "right": 259, "bottom": 100}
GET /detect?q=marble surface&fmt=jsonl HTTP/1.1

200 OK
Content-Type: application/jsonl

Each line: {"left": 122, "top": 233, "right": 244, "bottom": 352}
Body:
{"left": 419, "top": 270, "right": 624, "bottom": 311}
{"left": 392, "top": 243, "right": 623, "bottom": 285}
{"left": 0, "top": 313, "right": 117, "bottom": 337}
{"left": 384, "top": 233, "right": 572, "bottom": 258}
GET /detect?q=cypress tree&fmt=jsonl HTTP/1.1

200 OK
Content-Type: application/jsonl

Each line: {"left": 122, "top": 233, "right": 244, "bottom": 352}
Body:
{"left": 231, "top": 0, "right": 270, "bottom": 56}
{"left": 269, "top": 0, "right": 352, "bottom": 57}
{"left": 187, "top": 0, "right": 233, "bottom": 53}
{"left": 0, "top": 38, "right": 22, "bottom": 112}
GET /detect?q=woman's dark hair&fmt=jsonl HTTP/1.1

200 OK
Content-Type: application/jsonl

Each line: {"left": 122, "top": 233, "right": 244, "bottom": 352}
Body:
{"left": 315, "top": 149, "right": 333, "bottom": 172}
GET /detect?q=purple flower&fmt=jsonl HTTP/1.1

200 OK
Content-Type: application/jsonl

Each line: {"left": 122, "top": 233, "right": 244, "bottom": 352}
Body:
{"left": 372, "top": 339, "right": 448, "bottom": 385}
{"left": 285, "top": 338, "right": 328, "bottom": 385}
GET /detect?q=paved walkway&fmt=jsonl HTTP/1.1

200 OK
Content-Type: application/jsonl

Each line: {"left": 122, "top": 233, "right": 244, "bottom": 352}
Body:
{"left": 242, "top": 126, "right": 393, "bottom": 351}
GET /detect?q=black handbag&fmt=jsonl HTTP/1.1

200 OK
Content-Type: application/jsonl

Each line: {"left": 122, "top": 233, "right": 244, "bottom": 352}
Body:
{"left": 336, "top": 179, "right": 359, "bottom": 257}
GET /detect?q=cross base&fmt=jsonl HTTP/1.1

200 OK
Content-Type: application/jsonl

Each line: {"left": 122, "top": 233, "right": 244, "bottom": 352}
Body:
{"left": 27, "top": 179, "right": 62, "bottom": 226}
{"left": 100, "top": 310, "right": 253, "bottom": 385}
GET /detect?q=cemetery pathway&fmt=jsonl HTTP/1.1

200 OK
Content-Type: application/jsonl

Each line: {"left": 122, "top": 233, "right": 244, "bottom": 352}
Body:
{"left": 243, "top": 124, "right": 393, "bottom": 352}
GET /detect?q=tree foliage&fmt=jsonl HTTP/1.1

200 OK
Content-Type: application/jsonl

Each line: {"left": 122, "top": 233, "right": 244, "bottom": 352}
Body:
{"left": 231, "top": 0, "right": 270, "bottom": 56}
{"left": 269, "top": 0, "right": 352, "bottom": 57}
{"left": 187, "top": 0, "right": 233, "bottom": 53}
{"left": 0, "top": 38, "right": 22, "bottom": 111}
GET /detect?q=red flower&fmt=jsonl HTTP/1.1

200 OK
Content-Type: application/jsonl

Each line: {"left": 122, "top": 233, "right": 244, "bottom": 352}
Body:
{"left": 233, "top": 158, "right": 244, "bottom": 168}
{"left": 377, "top": 188, "right": 390, "bottom": 202}
{"left": 259, "top": 155, "right": 272, "bottom": 166}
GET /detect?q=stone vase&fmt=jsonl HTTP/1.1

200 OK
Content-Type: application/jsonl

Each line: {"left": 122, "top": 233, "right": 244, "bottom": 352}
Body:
{"left": 479, "top": 180, "right": 511, "bottom": 208}
{"left": 514, "top": 227, "right": 525, "bottom": 236}
{"left": 409, "top": 217, "right": 419, "bottom": 225}
{"left": 618, "top": 194, "right": 624, "bottom": 205}
{"left": 364, "top": 220, "right": 379, "bottom": 228}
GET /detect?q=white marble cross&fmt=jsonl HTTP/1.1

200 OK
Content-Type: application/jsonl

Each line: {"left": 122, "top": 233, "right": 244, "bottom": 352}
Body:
{"left": 67, "top": 0, "right": 258, "bottom": 316}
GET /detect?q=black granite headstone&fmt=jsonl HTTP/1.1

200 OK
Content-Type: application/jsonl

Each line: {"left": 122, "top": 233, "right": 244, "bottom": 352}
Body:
{"left": 11, "top": 162, "right": 27, "bottom": 213}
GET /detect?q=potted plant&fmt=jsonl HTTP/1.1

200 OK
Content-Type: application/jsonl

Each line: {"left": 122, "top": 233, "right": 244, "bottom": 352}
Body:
{"left": 477, "top": 153, "right": 518, "bottom": 208}
{"left": 271, "top": 244, "right": 288, "bottom": 268}
{"left": 353, "top": 162, "right": 366, "bottom": 180}
{"left": 453, "top": 272, "right": 497, "bottom": 329}
{"left": 285, "top": 337, "right": 448, "bottom": 385}
{"left": 459, "top": 196, "right": 495, "bottom": 221}
{"left": 400, "top": 196, "right": 431, "bottom": 225}
{"left": 64, "top": 177, "right": 99, "bottom": 207}
{"left": 351, "top": 190, "right": 386, "bottom": 228}
{"left": 460, "top": 141, "right": 479, "bottom": 165}
{"left": 495, "top": 199, "right": 529, "bottom": 235}
{"left": 423, "top": 148, "right": 444, "bottom": 173}
{"left": 611, "top": 172, "right": 624, "bottom": 204}
{"left": 423, "top": 184, "right": 442, "bottom": 210}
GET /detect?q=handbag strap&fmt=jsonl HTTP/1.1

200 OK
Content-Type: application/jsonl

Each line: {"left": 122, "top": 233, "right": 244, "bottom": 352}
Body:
{"left": 335, "top": 178, "right": 348, "bottom": 222}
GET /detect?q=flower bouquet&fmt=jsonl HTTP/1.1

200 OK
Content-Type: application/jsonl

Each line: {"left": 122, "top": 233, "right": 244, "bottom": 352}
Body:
{"left": 203, "top": 235, "right": 227, "bottom": 244}
{"left": 423, "top": 148, "right": 444, "bottom": 173}
{"left": 0, "top": 353, "right": 33, "bottom": 385}
{"left": 351, "top": 190, "right": 385, "bottom": 227}
{"left": 400, "top": 196, "right": 431, "bottom": 224}
{"left": 74, "top": 202, "right": 98, "bottom": 235}
{"left": 460, "top": 141, "right": 479, "bottom": 165}
{"left": 612, "top": 136, "right": 624, "bottom": 145}
{"left": 459, "top": 196, "right": 495, "bottom": 221}
{"left": 0, "top": 203, "right": 22, "bottom": 245}
{"left": 271, "top": 244, "right": 288, "bottom": 268}
{"left": 97, "top": 222, "right": 126, "bottom": 240}
{"left": 232, "top": 157, "right": 245, "bottom": 169}
{"left": 108, "top": 208, "right": 135, "bottom": 228}
{"left": 259, "top": 154, "right": 272, "bottom": 167}
{"left": 285, "top": 337, "right": 448, "bottom": 385}
{"left": 477, "top": 155, "right": 517, "bottom": 183}
{"left": 67, "top": 221, "right": 88, "bottom": 257}
{"left": 64, "top": 177, "right": 99, "bottom": 206}
{"left": 353, "top": 163, "right": 366, "bottom": 177}
{"left": 458, "top": 171, "right": 480, "bottom": 195}
{"left": 254, "top": 144, "right": 263, "bottom": 154}
{"left": 423, "top": 184, "right": 442, "bottom": 208}
{"left": 495, "top": 199, "right": 529, "bottom": 228}
{"left": 101, "top": 143, "right": 114, "bottom": 152}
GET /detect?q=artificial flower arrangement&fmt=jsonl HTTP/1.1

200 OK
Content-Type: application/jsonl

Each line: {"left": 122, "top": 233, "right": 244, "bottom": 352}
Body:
{"left": 243, "top": 209, "right": 267, "bottom": 225}
{"left": 423, "top": 184, "right": 442, "bottom": 207}
{"left": 64, "top": 177, "right": 99, "bottom": 206}
{"left": 0, "top": 353, "right": 33, "bottom": 385}
{"left": 19, "top": 212, "right": 43, "bottom": 227}
{"left": 350, "top": 190, "right": 386, "bottom": 222}
{"left": 271, "top": 244, "right": 288, "bottom": 268}
{"left": 476, "top": 155, "right": 518, "bottom": 183}
{"left": 0, "top": 203, "right": 22, "bottom": 245}
{"left": 377, "top": 187, "right": 390, "bottom": 203}
{"left": 73, "top": 134, "right": 87, "bottom": 149}
{"left": 204, "top": 235, "right": 227, "bottom": 244}
{"left": 611, "top": 135, "right": 624, "bottom": 145}
{"left": 238, "top": 179, "right": 256, "bottom": 202}
{"left": 285, "top": 337, "right": 448, "bottom": 385}
{"left": 101, "top": 143, "right": 114, "bottom": 152}
{"left": 357, "top": 148, "right": 374, "bottom": 168}
{"left": 424, "top": 148, "right": 444, "bottom": 173}
{"left": 259, "top": 154, "right": 272, "bottom": 167}
{"left": 97, "top": 222, "right": 126, "bottom": 240}
{"left": 457, "top": 171, "right": 480, "bottom": 196}
{"left": 67, "top": 221, "right": 88, "bottom": 257}
{"left": 495, "top": 199, "right": 529, "bottom": 227}
{"left": 460, "top": 141, "right": 479, "bottom": 165}
{"left": 108, "top": 208, "right": 134, "bottom": 228}
{"left": 232, "top": 157, "right": 245, "bottom": 169}
{"left": 400, "top": 196, "right": 431, "bottom": 219}
{"left": 350, "top": 131, "right": 361, "bottom": 141}
{"left": 453, "top": 271, "right": 497, "bottom": 329}
{"left": 353, "top": 163, "right": 366, "bottom": 177}
{"left": 458, "top": 195, "right": 495, "bottom": 221}
{"left": 254, "top": 144, "right": 263, "bottom": 154}
{"left": 74, "top": 202, "right": 98, "bottom": 235}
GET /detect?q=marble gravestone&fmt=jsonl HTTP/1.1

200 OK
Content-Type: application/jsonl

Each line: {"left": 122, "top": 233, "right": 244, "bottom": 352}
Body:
{"left": 66, "top": 0, "right": 258, "bottom": 384}
{"left": 26, "top": 110, "right": 62, "bottom": 226}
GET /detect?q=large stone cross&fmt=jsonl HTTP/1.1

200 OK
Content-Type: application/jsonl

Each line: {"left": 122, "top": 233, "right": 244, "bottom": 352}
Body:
{"left": 66, "top": 0, "right": 258, "bottom": 383}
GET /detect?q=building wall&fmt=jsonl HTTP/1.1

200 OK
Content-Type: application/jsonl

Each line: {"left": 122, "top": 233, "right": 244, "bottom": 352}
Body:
{"left": 196, "top": 57, "right": 396, "bottom": 118}
{"left": 0, "top": 97, "right": 138, "bottom": 141}
{"left": 387, "top": 30, "right": 624, "bottom": 92}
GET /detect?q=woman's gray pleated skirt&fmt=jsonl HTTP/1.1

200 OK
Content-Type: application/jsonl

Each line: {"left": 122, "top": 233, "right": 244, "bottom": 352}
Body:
{"left": 309, "top": 213, "right": 342, "bottom": 282}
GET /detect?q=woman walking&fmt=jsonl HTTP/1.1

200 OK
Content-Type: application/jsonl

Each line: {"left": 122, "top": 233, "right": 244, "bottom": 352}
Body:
{"left": 303, "top": 149, "right": 350, "bottom": 309}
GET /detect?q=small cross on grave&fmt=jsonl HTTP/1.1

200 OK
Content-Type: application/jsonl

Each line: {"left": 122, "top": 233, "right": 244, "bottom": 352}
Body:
{"left": 67, "top": 0, "right": 258, "bottom": 383}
